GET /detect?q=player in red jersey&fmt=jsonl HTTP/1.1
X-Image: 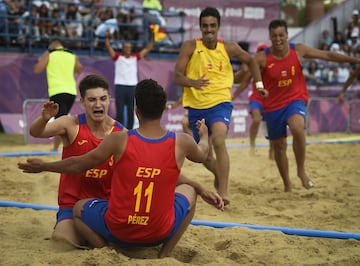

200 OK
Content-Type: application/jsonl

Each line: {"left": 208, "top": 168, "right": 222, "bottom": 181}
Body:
{"left": 233, "top": 44, "right": 274, "bottom": 159}
{"left": 254, "top": 19, "right": 360, "bottom": 192}
{"left": 26, "top": 74, "right": 125, "bottom": 247}
{"left": 18, "top": 79, "right": 224, "bottom": 258}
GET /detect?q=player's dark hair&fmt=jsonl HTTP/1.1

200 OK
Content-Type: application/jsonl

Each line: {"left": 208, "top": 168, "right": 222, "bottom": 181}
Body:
{"left": 135, "top": 79, "right": 167, "bottom": 119}
{"left": 269, "top": 19, "right": 288, "bottom": 33}
{"left": 200, "top": 7, "right": 221, "bottom": 26}
{"left": 79, "top": 74, "right": 110, "bottom": 98}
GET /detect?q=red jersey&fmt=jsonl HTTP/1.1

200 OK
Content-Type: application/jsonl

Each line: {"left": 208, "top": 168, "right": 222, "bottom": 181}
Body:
{"left": 105, "top": 130, "right": 180, "bottom": 244}
{"left": 58, "top": 114, "right": 124, "bottom": 209}
{"left": 262, "top": 44, "right": 308, "bottom": 112}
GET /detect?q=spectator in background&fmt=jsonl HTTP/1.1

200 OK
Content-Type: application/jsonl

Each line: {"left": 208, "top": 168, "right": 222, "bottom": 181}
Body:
{"left": 327, "top": 62, "right": 350, "bottom": 84}
{"left": 21, "top": 4, "right": 41, "bottom": 43}
{"left": 104, "top": 30, "right": 154, "bottom": 129}
{"left": 319, "top": 42, "right": 330, "bottom": 51}
{"left": 94, "top": 12, "right": 128, "bottom": 49}
{"left": 303, "top": 59, "right": 323, "bottom": 84}
{"left": 319, "top": 30, "right": 333, "bottom": 49}
{"left": 345, "top": 9, "right": 360, "bottom": 39}
{"left": 37, "top": 3, "right": 52, "bottom": 39}
{"left": 142, "top": 0, "right": 166, "bottom": 27}
{"left": 346, "top": 30, "right": 360, "bottom": 56}
{"left": 330, "top": 31, "right": 348, "bottom": 54}
{"left": 329, "top": 42, "right": 345, "bottom": 55}
{"left": 337, "top": 64, "right": 360, "bottom": 103}
{"left": 0, "top": 1, "right": 7, "bottom": 44}
{"left": 3, "top": 0, "right": 26, "bottom": 45}
{"left": 50, "top": 8, "right": 65, "bottom": 37}
{"left": 78, "top": 0, "right": 94, "bottom": 34}
{"left": 64, "top": 3, "right": 83, "bottom": 44}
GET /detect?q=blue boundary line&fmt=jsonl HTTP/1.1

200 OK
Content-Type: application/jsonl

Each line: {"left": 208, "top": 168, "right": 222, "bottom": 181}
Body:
{"left": 0, "top": 200, "right": 359, "bottom": 240}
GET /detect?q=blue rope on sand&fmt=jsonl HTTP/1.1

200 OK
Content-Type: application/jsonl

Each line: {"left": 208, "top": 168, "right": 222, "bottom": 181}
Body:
{"left": 0, "top": 151, "right": 61, "bottom": 157}
{"left": 1, "top": 200, "right": 359, "bottom": 241}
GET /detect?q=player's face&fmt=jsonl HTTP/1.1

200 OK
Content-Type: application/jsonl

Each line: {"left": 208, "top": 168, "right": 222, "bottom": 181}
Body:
{"left": 269, "top": 26, "right": 288, "bottom": 52}
{"left": 122, "top": 42, "right": 132, "bottom": 55}
{"left": 81, "top": 88, "right": 111, "bottom": 121}
{"left": 200, "top": 16, "right": 219, "bottom": 44}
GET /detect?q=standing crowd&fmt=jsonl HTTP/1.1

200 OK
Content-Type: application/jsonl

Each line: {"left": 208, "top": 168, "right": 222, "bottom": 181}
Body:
{"left": 17, "top": 5, "right": 360, "bottom": 260}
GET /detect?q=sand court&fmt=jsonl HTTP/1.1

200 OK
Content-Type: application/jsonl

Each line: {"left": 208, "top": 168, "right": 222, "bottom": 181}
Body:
{"left": 0, "top": 133, "right": 359, "bottom": 265}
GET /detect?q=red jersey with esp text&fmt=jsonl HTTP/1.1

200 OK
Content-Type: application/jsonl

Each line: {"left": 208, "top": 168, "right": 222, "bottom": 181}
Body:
{"left": 58, "top": 114, "right": 124, "bottom": 209}
{"left": 262, "top": 44, "right": 308, "bottom": 112}
{"left": 105, "top": 129, "right": 180, "bottom": 244}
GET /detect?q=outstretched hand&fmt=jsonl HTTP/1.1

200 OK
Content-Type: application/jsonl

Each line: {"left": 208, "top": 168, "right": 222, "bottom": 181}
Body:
{"left": 199, "top": 190, "right": 224, "bottom": 211}
{"left": 18, "top": 158, "right": 45, "bottom": 173}
{"left": 41, "top": 102, "right": 59, "bottom": 121}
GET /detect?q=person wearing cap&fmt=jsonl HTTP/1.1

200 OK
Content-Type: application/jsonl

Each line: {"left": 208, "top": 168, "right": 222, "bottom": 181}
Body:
{"left": 345, "top": 9, "right": 360, "bottom": 40}
{"left": 347, "top": 29, "right": 360, "bottom": 56}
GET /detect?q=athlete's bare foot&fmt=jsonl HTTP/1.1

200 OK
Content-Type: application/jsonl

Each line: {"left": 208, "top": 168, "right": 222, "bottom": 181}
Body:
{"left": 284, "top": 185, "right": 292, "bottom": 192}
{"left": 298, "top": 174, "right": 314, "bottom": 189}
{"left": 51, "top": 232, "right": 89, "bottom": 250}
{"left": 222, "top": 197, "right": 230, "bottom": 206}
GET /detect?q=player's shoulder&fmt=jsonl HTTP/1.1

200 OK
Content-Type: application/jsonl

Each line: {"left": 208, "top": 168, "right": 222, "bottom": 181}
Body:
{"left": 184, "top": 39, "right": 196, "bottom": 46}
{"left": 179, "top": 39, "right": 196, "bottom": 54}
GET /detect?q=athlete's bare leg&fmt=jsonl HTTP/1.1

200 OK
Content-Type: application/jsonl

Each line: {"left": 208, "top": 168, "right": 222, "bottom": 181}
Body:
{"left": 158, "top": 184, "right": 197, "bottom": 258}
{"left": 202, "top": 144, "right": 220, "bottom": 189}
{"left": 52, "top": 219, "right": 88, "bottom": 249}
{"left": 249, "top": 109, "right": 262, "bottom": 156}
{"left": 269, "top": 141, "right": 275, "bottom": 160}
{"left": 205, "top": 122, "right": 230, "bottom": 205}
{"left": 272, "top": 138, "right": 292, "bottom": 192}
{"left": 73, "top": 199, "right": 108, "bottom": 248}
{"left": 288, "top": 114, "right": 314, "bottom": 189}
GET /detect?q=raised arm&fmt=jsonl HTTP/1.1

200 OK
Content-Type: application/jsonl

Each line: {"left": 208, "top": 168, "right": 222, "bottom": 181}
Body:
{"left": 30, "top": 102, "right": 71, "bottom": 138}
{"left": 226, "top": 42, "right": 267, "bottom": 97}
{"left": 232, "top": 68, "right": 252, "bottom": 100}
{"left": 297, "top": 43, "right": 360, "bottom": 64}
{"left": 105, "top": 30, "right": 116, "bottom": 58}
{"left": 18, "top": 132, "right": 126, "bottom": 174}
{"left": 33, "top": 50, "right": 49, "bottom": 74}
{"left": 139, "top": 33, "right": 154, "bottom": 59}
{"left": 74, "top": 56, "right": 83, "bottom": 74}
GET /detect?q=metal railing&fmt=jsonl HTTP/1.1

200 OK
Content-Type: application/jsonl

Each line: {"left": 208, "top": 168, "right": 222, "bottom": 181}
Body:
{"left": 0, "top": 1, "right": 185, "bottom": 56}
